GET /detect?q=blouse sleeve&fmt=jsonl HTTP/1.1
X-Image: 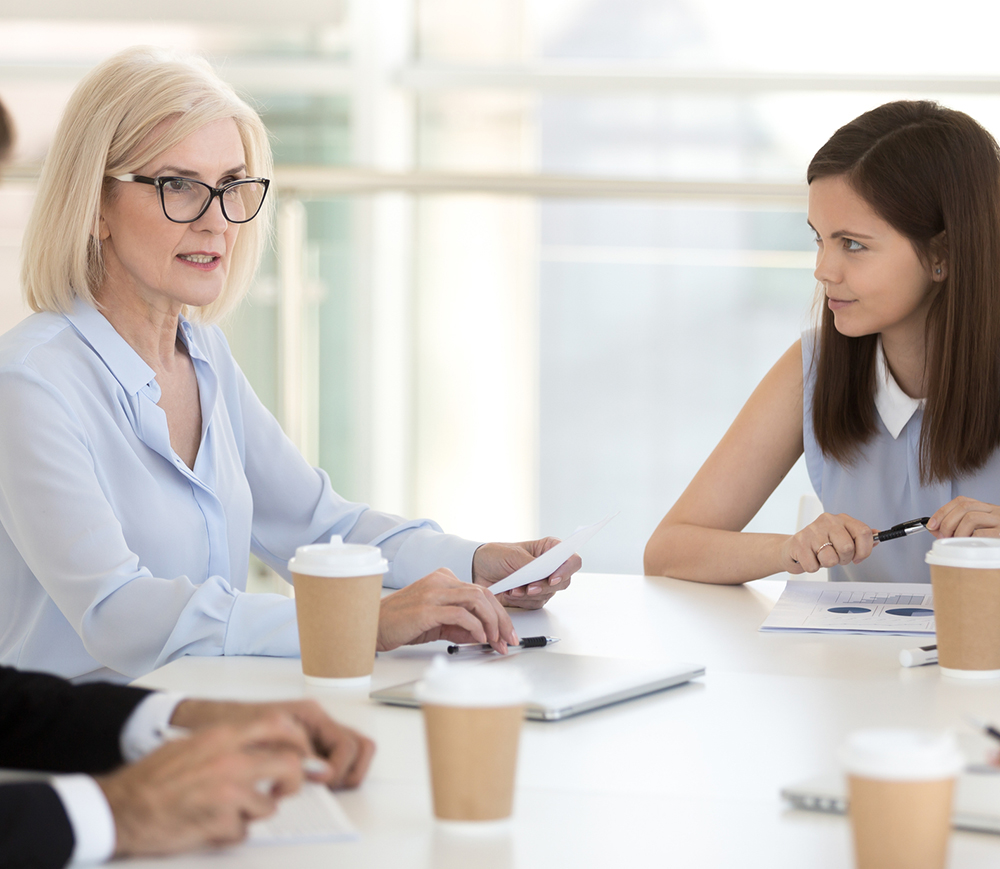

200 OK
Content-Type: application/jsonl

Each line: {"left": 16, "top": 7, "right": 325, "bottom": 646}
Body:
{"left": 229, "top": 356, "right": 481, "bottom": 590}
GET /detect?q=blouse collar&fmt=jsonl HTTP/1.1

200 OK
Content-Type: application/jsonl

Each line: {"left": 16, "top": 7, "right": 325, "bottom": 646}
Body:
{"left": 874, "top": 339, "right": 924, "bottom": 439}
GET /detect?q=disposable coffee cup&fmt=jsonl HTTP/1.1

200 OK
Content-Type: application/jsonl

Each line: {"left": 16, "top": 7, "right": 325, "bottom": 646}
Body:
{"left": 287, "top": 535, "right": 388, "bottom": 686}
{"left": 841, "top": 729, "right": 963, "bottom": 869}
{"left": 416, "top": 657, "right": 530, "bottom": 824}
{"left": 926, "top": 538, "right": 1000, "bottom": 678}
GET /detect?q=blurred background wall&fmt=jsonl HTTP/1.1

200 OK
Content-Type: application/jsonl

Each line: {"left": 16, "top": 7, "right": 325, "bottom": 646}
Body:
{"left": 1, "top": 0, "right": 998, "bottom": 575}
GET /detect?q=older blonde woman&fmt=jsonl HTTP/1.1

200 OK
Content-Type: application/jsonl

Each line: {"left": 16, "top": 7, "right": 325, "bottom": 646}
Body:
{"left": 0, "top": 47, "right": 577, "bottom": 682}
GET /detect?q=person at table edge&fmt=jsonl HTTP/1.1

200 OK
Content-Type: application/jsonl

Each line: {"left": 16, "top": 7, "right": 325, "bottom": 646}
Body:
{"left": 646, "top": 100, "right": 1000, "bottom": 585}
{"left": 0, "top": 47, "right": 579, "bottom": 684}
{"left": 0, "top": 662, "right": 376, "bottom": 868}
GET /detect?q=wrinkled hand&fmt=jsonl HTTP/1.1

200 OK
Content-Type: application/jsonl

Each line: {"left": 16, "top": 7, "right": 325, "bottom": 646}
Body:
{"left": 97, "top": 715, "right": 309, "bottom": 857}
{"left": 472, "top": 538, "right": 579, "bottom": 609}
{"left": 780, "top": 512, "right": 874, "bottom": 574}
{"left": 376, "top": 568, "right": 518, "bottom": 653}
{"left": 170, "top": 698, "right": 374, "bottom": 789}
{"left": 928, "top": 496, "right": 1000, "bottom": 539}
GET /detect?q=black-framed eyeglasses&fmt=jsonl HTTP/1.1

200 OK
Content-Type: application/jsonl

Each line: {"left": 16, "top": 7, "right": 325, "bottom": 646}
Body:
{"left": 110, "top": 174, "right": 270, "bottom": 224}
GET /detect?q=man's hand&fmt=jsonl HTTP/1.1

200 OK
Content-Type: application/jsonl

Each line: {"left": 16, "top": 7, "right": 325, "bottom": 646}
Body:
{"left": 169, "top": 698, "right": 374, "bottom": 789}
{"left": 97, "top": 715, "right": 308, "bottom": 857}
{"left": 376, "top": 568, "right": 518, "bottom": 653}
{"left": 472, "top": 538, "right": 580, "bottom": 609}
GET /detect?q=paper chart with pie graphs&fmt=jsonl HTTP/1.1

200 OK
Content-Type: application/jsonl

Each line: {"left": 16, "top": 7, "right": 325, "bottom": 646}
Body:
{"left": 760, "top": 580, "right": 935, "bottom": 635}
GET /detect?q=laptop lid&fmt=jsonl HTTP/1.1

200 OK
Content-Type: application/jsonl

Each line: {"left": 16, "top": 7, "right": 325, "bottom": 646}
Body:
{"left": 781, "top": 772, "right": 1000, "bottom": 835}
{"left": 370, "top": 651, "right": 705, "bottom": 721}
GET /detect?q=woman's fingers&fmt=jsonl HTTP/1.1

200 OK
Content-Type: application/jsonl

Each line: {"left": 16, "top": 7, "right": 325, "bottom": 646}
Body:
{"left": 929, "top": 497, "right": 1000, "bottom": 538}
{"left": 377, "top": 570, "right": 517, "bottom": 652}
{"left": 785, "top": 512, "right": 874, "bottom": 573}
{"left": 960, "top": 511, "right": 1000, "bottom": 537}
{"left": 825, "top": 525, "right": 857, "bottom": 565}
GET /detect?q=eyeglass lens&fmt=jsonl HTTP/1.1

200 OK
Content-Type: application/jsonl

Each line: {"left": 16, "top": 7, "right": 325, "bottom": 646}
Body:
{"left": 160, "top": 178, "right": 266, "bottom": 223}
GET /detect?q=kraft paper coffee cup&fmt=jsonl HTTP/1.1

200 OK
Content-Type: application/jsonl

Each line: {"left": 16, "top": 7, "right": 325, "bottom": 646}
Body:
{"left": 926, "top": 538, "right": 1000, "bottom": 678}
{"left": 287, "top": 535, "right": 388, "bottom": 686}
{"left": 416, "top": 657, "right": 530, "bottom": 824}
{"left": 841, "top": 729, "right": 963, "bottom": 869}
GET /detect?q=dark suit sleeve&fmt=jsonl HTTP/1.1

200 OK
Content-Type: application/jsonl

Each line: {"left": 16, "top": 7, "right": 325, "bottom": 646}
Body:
{"left": 0, "top": 782, "right": 74, "bottom": 869}
{"left": 0, "top": 666, "right": 153, "bottom": 773}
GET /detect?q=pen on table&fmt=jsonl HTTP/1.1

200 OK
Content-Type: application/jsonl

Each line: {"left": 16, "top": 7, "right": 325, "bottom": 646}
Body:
{"left": 968, "top": 715, "right": 1000, "bottom": 744}
{"left": 874, "top": 517, "right": 931, "bottom": 543}
{"left": 158, "top": 724, "right": 330, "bottom": 776}
{"left": 446, "top": 636, "right": 560, "bottom": 655}
{"left": 899, "top": 644, "right": 938, "bottom": 668}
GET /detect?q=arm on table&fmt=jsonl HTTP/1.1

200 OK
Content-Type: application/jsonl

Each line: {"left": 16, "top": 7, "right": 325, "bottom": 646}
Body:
{"left": 643, "top": 341, "right": 875, "bottom": 584}
{"left": 0, "top": 665, "right": 150, "bottom": 773}
{"left": 0, "top": 782, "right": 75, "bottom": 869}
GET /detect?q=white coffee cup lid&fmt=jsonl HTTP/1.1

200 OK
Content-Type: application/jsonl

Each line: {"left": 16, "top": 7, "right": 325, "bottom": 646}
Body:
{"left": 287, "top": 535, "right": 388, "bottom": 578}
{"left": 925, "top": 537, "right": 1000, "bottom": 569}
{"left": 415, "top": 656, "right": 531, "bottom": 707}
{"left": 840, "top": 728, "right": 964, "bottom": 781}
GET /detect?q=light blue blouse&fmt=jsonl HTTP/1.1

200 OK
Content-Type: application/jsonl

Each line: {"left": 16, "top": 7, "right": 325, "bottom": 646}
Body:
{"left": 802, "top": 329, "right": 1000, "bottom": 583}
{"left": 0, "top": 301, "right": 479, "bottom": 681}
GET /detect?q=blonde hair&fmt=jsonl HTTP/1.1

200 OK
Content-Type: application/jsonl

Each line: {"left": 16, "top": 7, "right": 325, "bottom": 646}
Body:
{"left": 21, "top": 46, "right": 273, "bottom": 322}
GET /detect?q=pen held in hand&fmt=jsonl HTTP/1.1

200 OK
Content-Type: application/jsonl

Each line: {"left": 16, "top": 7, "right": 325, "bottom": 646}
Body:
{"left": 446, "top": 636, "right": 560, "bottom": 655}
{"left": 873, "top": 517, "right": 931, "bottom": 543}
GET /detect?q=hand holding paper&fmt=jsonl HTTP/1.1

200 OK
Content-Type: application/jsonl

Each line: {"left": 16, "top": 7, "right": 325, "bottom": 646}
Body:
{"left": 479, "top": 515, "right": 616, "bottom": 599}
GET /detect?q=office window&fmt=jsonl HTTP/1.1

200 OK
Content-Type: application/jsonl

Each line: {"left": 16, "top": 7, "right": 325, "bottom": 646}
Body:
{"left": 2, "top": 0, "right": 1000, "bottom": 576}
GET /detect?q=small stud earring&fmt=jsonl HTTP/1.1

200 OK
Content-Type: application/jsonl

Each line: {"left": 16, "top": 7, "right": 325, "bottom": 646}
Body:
{"left": 935, "top": 268, "right": 942, "bottom": 275}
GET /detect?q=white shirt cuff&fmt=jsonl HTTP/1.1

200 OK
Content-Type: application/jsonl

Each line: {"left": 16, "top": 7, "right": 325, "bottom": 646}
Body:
{"left": 49, "top": 775, "right": 116, "bottom": 865}
{"left": 119, "top": 691, "right": 187, "bottom": 761}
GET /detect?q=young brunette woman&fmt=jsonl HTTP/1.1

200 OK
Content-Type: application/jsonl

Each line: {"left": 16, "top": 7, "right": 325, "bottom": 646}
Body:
{"left": 644, "top": 100, "right": 1000, "bottom": 584}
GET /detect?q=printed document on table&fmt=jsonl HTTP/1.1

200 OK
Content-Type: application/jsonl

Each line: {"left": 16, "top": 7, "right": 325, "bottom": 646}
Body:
{"left": 487, "top": 514, "right": 616, "bottom": 596}
{"left": 760, "top": 580, "right": 935, "bottom": 636}
{"left": 247, "top": 783, "right": 359, "bottom": 846}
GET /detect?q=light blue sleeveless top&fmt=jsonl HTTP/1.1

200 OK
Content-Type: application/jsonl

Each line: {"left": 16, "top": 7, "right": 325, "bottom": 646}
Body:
{"left": 802, "top": 329, "right": 1000, "bottom": 583}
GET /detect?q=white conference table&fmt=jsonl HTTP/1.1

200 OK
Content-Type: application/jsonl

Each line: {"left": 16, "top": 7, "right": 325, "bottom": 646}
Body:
{"left": 128, "top": 574, "right": 1000, "bottom": 868}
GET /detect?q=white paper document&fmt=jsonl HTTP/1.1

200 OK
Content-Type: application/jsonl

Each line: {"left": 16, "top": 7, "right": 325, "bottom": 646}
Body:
{"left": 487, "top": 514, "right": 617, "bottom": 596}
{"left": 760, "top": 580, "right": 935, "bottom": 636}
{"left": 247, "top": 783, "right": 359, "bottom": 846}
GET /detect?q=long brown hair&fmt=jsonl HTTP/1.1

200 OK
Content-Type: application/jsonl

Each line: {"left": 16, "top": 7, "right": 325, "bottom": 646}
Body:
{"left": 807, "top": 100, "right": 1000, "bottom": 483}
{"left": 0, "top": 97, "right": 13, "bottom": 165}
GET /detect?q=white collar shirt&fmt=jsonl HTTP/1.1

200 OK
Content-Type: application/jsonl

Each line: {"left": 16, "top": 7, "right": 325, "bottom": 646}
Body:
{"left": 874, "top": 339, "right": 924, "bottom": 440}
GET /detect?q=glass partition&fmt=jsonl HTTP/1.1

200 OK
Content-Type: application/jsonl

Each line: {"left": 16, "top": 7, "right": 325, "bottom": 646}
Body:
{"left": 3, "top": 0, "right": 1000, "bottom": 578}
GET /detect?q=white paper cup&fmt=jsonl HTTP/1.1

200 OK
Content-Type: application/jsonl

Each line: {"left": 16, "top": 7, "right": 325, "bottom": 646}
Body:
{"left": 841, "top": 729, "right": 963, "bottom": 869}
{"left": 288, "top": 535, "right": 388, "bottom": 685}
{"left": 926, "top": 539, "right": 1000, "bottom": 678}
{"left": 416, "top": 657, "right": 530, "bottom": 823}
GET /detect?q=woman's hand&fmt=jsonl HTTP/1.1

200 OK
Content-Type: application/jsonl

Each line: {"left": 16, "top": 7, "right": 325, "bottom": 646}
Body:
{"left": 472, "top": 539, "right": 579, "bottom": 610}
{"left": 780, "top": 512, "right": 875, "bottom": 574}
{"left": 927, "top": 496, "right": 1000, "bottom": 538}
{"left": 376, "top": 569, "right": 518, "bottom": 653}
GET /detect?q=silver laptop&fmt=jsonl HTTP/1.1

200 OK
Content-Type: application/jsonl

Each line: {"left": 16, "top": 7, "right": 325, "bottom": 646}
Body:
{"left": 782, "top": 772, "right": 1000, "bottom": 834}
{"left": 370, "top": 651, "right": 705, "bottom": 721}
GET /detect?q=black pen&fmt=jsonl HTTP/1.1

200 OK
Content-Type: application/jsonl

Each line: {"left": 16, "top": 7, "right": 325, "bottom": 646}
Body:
{"left": 873, "top": 517, "right": 931, "bottom": 543}
{"left": 446, "top": 636, "right": 560, "bottom": 655}
{"left": 967, "top": 716, "right": 1000, "bottom": 744}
